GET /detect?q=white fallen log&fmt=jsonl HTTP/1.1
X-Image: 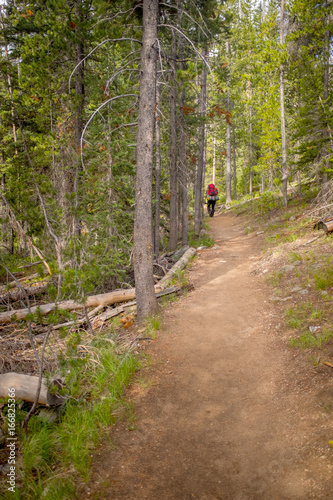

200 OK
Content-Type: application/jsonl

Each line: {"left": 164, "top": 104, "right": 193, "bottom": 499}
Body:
{"left": 158, "top": 247, "right": 197, "bottom": 288}
{"left": 0, "top": 372, "right": 64, "bottom": 405}
{"left": 0, "top": 288, "right": 140, "bottom": 324}
{"left": 0, "top": 280, "right": 50, "bottom": 304}
{"left": 0, "top": 248, "right": 196, "bottom": 325}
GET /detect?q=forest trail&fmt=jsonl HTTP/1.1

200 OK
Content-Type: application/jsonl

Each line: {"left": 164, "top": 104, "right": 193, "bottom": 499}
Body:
{"left": 84, "top": 212, "right": 333, "bottom": 500}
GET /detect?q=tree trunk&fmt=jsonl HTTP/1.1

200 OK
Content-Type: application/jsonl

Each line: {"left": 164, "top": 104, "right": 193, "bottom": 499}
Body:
{"left": 194, "top": 50, "right": 207, "bottom": 236}
{"left": 169, "top": 30, "right": 178, "bottom": 251}
{"left": 280, "top": 0, "right": 288, "bottom": 207}
{"left": 226, "top": 41, "right": 232, "bottom": 204}
{"left": 249, "top": 83, "right": 253, "bottom": 197}
{"left": 179, "top": 27, "right": 188, "bottom": 246}
{"left": 73, "top": 0, "right": 85, "bottom": 238}
{"left": 322, "top": 0, "right": 330, "bottom": 195}
{"left": 212, "top": 134, "right": 216, "bottom": 185}
{"left": 133, "top": 0, "right": 159, "bottom": 321}
{"left": 232, "top": 125, "right": 237, "bottom": 200}
{"left": 154, "top": 79, "right": 161, "bottom": 256}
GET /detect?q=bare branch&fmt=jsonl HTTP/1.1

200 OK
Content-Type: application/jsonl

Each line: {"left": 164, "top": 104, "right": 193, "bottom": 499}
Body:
{"left": 109, "top": 122, "right": 138, "bottom": 135}
{"left": 0, "top": 192, "right": 51, "bottom": 275}
{"left": 92, "top": 7, "right": 139, "bottom": 28}
{"left": 105, "top": 68, "right": 140, "bottom": 93}
{"left": 68, "top": 38, "right": 142, "bottom": 92}
{"left": 158, "top": 24, "right": 212, "bottom": 72}
{"left": 21, "top": 326, "right": 52, "bottom": 430}
{"left": 159, "top": 3, "right": 210, "bottom": 38}
{"left": 80, "top": 94, "right": 139, "bottom": 171}
{"left": 35, "top": 184, "right": 63, "bottom": 270}
{"left": 1, "top": 265, "right": 41, "bottom": 374}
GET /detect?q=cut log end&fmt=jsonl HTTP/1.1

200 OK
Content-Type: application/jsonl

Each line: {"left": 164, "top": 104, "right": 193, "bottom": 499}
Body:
{"left": 0, "top": 373, "right": 65, "bottom": 406}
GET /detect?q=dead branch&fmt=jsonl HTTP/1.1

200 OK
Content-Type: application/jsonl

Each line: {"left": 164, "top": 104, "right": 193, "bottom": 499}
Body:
{"left": 22, "top": 326, "right": 52, "bottom": 430}
{"left": 0, "top": 192, "right": 51, "bottom": 275}
{"left": 69, "top": 38, "right": 142, "bottom": 92}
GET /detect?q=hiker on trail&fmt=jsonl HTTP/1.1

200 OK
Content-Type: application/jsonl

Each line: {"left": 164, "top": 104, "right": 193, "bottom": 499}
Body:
{"left": 207, "top": 183, "right": 219, "bottom": 217}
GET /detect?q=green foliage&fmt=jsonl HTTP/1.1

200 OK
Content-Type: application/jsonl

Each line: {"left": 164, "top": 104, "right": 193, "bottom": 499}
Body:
{"left": 188, "top": 229, "right": 214, "bottom": 248}
{"left": 314, "top": 264, "right": 333, "bottom": 290}
{"left": 2, "top": 341, "right": 139, "bottom": 498}
{"left": 145, "top": 314, "right": 161, "bottom": 339}
{"left": 289, "top": 329, "right": 333, "bottom": 349}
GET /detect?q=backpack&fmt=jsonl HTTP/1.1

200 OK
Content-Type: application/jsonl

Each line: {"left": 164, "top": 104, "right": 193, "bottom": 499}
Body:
{"left": 207, "top": 184, "right": 219, "bottom": 200}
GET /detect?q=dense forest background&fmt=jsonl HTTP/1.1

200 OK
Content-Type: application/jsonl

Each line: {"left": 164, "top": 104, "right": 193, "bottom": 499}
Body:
{"left": 0, "top": 0, "right": 332, "bottom": 315}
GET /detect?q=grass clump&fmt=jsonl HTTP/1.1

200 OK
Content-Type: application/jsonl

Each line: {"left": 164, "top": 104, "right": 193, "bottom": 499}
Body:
{"left": 1, "top": 341, "right": 139, "bottom": 499}
{"left": 145, "top": 314, "right": 161, "bottom": 339}
{"left": 188, "top": 229, "right": 214, "bottom": 248}
{"left": 289, "top": 329, "right": 333, "bottom": 349}
{"left": 314, "top": 265, "right": 333, "bottom": 290}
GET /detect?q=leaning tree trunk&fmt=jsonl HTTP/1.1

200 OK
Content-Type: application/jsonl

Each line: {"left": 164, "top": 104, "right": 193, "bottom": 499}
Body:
{"left": 280, "top": 0, "right": 288, "bottom": 207}
{"left": 133, "top": 0, "right": 159, "bottom": 321}
{"left": 194, "top": 49, "right": 207, "bottom": 236}
{"left": 169, "top": 29, "right": 178, "bottom": 251}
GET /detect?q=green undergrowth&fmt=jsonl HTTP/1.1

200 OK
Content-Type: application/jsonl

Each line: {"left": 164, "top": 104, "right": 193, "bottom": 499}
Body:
{"left": 188, "top": 225, "right": 215, "bottom": 248}
{"left": 230, "top": 186, "right": 333, "bottom": 367}
{"left": 1, "top": 337, "right": 140, "bottom": 499}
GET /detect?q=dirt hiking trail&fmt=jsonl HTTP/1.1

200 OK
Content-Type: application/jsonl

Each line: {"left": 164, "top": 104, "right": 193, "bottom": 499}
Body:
{"left": 84, "top": 213, "right": 333, "bottom": 500}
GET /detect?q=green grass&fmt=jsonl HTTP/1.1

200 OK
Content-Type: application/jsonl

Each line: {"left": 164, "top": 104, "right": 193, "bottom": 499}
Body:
{"left": 144, "top": 314, "right": 161, "bottom": 339}
{"left": 170, "top": 269, "right": 188, "bottom": 287}
{"left": 289, "top": 252, "right": 302, "bottom": 263}
{"left": 188, "top": 229, "right": 214, "bottom": 248}
{"left": 1, "top": 343, "right": 139, "bottom": 499}
{"left": 268, "top": 270, "right": 284, "bottom": 286}
{"left": 288, "top": 317, "right": 301, "bottom": 329}
{"left": 289, "top": 329, "right": 333, "bottom": 349}
{"left": 314, "top": 265, "right": 333, "bottom": 290}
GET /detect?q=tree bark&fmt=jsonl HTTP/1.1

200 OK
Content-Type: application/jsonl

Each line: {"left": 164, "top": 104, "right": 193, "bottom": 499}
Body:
{"left": 249, "top": 82, "right": 253, "bottom": 197}
{"left": 179, "top": 31, "right": 188, "bottom": 246}
{"left": 0, "top": 373, "right": 64, "bottom": 405}
{"left": 73, "top": 0, "right": 85, "bottom": 238}
{"left": 154, "top": 79, "right": 161, "bottom": 256}
{"left": 226, "top": 41, "right": 232, "bottom": 204}
{"left": 322, "top": 0, "right": 331, "bottom": 195}
{"left": 232, "top": 125, "right": 237, "bottom": 199}
{"left": 133, "top": 0, "right": 159, "bottom": 321}
{"left": 280, "top": 0, "right": 288, "bottom": 207}
{"left": 194, "top": 50, "right": 207, "bottom": 236}
{"left": 169, "top": 30, "right": 178, "bottom": 251}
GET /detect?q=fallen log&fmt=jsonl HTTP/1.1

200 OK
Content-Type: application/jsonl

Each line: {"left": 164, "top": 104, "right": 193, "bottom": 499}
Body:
{"left": 0, "top": 373, "right": 64, "bottom": 405}
{"left": 0, "top": 280, "right": 50, "bottom": 304}
{"left": 93, "top": 287, "right": 180, "bottom": 325}
{"left": 0, "top": 248, "right": 196, "bottom": 325}
{"left": 322, "top": 220, "right": 333, "bottom": 233}
{"left": 158, "top": 247, "right": 197, "bottom": 288}
{"left": 0, "top": 288, "right": 140, "bottom": 324}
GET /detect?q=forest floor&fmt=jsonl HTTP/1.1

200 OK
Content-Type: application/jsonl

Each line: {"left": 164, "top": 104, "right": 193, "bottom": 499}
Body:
{"left": 81, "top": 210, "right": 333, "bottom": 500}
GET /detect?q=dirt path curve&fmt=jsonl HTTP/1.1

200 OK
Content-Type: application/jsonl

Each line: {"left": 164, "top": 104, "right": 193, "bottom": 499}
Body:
{"left": 85, "top": 213, "right": 333, "bottom": 499}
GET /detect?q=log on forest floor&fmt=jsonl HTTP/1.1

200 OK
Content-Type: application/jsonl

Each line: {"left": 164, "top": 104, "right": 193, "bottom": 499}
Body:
{"left": 0, "top": 247, "right": 197, "bottom": 325}
{"left": 0, "top": 372, "right": 65, "bottom": 405}
{"left": 0, "top": 280, "right": 50, "bottom": 304}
